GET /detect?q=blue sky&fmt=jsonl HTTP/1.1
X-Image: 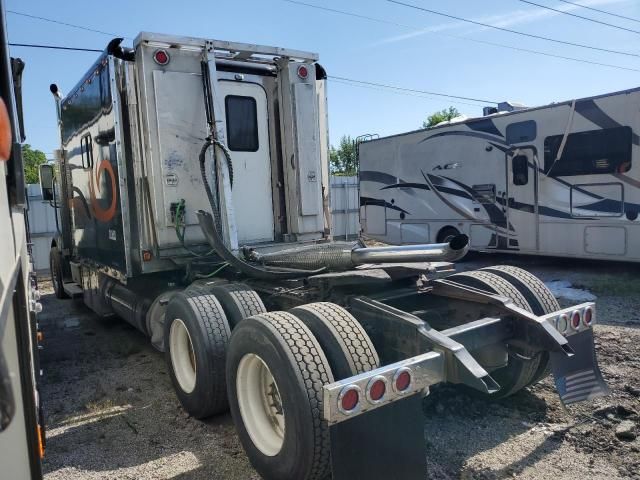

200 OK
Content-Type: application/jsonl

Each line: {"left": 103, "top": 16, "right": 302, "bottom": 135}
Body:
{"left": 6, "top": 0, "right": 640, "bottom": 157}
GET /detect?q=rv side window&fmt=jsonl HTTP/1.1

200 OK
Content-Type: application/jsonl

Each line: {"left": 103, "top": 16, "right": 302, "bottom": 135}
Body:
{"left": 81, "top": 134, "right": 93, "bottom": 169}
{"left": 512, "top": 155, "right": 528, "bottom": 185}
{"left": 506, "top": 120, "right": 536, "bottom": 144}
{"left": 544, "top": 126, "right": 632, "bottom": 177}
{"left": 225, "top": 95, "right": 259, "bottom": 152}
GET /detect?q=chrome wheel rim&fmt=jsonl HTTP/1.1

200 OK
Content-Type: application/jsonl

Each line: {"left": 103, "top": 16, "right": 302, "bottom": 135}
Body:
{"left": 169, "top": 318, "right": 197, "bottom": 393}
{"left": 236, "top": 353, "right": 285, "bottom": 456}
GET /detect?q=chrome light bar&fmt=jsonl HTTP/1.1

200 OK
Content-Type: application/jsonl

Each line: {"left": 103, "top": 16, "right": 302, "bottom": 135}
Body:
{"left": 322, "top": 351, "right": 444, "bottom": 425}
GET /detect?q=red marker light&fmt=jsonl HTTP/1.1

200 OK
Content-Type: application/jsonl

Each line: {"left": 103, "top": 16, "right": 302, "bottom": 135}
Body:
{"left": 583, "top": 308, "right": 593, "bottom": 326}
{"left": 368, "top": 379, "right": 386, "bottom": 402}
{"left": 339, "top": 386, "right": 360, "bottom": 413}
{"left": 394, "top": 369, "right": 412, "bottom": 393}
{"left": 297, "top": 65, "right": 309, "bottom": 79}
{"left": 571, "top": 310, "right": 581, "bottom": 330}
{"left": 154, "top": 49, "right": 170, "bottom": 66}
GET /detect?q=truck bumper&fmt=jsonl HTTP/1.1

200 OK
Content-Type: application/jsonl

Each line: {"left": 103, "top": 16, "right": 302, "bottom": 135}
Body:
{"left": 325, "top": 302, "right": 608, "bottom": 480}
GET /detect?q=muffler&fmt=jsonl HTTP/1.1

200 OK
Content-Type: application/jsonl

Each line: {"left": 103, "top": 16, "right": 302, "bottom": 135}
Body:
{"left": 245, "top": 235, "right": 469, "bottom": 271}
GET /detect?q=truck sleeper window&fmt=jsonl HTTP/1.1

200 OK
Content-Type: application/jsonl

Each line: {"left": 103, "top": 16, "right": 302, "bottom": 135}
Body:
{"left": 544, "top": 126, "right": 632, "bottom": 177}
{"left": 225, "top": 95, "right": 259, "bottom": 152}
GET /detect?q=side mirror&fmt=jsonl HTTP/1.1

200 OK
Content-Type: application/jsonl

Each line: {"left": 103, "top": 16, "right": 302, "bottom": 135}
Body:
{"left": 39, "top": 163, "right": 55, "bottom": 201}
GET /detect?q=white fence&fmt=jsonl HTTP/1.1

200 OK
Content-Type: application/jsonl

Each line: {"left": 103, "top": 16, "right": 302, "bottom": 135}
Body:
{"left": 330, "top": 175, "right": 360, "bottom": 239}
{"left": 26, "top": 184, "right": 57, "bottom": 271}
{"left": 25, "top": 177, "right": 362, "bottom": 271}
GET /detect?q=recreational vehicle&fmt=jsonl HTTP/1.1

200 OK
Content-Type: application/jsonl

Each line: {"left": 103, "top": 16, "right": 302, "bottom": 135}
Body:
{"left": 43, "top": 32, "right": 607, "bottom": 480}
{"left": 359, "top": 90, "right": 640, "bottom": 261}
{"left": 0, "top": 2, "right": 45, "bottom": 477}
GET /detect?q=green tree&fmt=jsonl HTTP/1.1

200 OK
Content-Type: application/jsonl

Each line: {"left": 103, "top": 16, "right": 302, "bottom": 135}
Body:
{"left": 422, "top": 106, "right": 461, "bottom": 129}
{"left": 22, "top": 144, "right": 47, "bottom": 184}
{"left": 329, "top": 135, "right": 357, "bottom": 175}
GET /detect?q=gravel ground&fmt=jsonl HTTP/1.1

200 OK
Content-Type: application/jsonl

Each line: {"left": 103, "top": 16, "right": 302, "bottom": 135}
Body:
{"left": 39, "top": 254, "right": 640, "bottom": 479}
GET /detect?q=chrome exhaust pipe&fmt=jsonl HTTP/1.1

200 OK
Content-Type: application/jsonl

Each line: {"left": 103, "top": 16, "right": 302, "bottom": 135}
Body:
{"left": 350, "top": 234, "right": 469, "bottom": 265}
{"left": 246, "top": 234, "right": 469, "bottom": 271}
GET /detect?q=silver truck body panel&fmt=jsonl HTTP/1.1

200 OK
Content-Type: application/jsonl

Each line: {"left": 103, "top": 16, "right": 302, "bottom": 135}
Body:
{"left": 55, "top": 32, "right": 329, "bottom": 278}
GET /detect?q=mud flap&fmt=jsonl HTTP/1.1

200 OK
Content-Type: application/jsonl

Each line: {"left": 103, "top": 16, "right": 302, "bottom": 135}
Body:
{"left": 550, "top": 329, "right": 609, "bottom": 406}
{"left": 330, "top": 393, "right": 427, "bottom": 480}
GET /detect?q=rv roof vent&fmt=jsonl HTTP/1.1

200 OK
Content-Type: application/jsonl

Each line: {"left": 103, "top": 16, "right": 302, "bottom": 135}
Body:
{"left": 497, "top": 101, "right": 527, "bottom": 113}
{"left": 483, "top": 106, "right": 498, "bottom": 116}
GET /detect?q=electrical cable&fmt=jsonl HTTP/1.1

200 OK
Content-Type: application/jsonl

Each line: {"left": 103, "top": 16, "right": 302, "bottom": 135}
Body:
{"left": 174, "top": 198, "right": 215, "bottom": 257}
{"left": 7, "top": 10, "right": 132, "bottom": 39}
{"left": 329, "top": 78, "right": 488, "bottom": 107}
{"left": 517, "top": 0, "right": 640, "bottom": 34}
{"left": 329, "top": 75, "right": 498, "bottom": 104}
{"left": 555, "top": 0, "right": 640, "bottom": 24}
{"left": 9, "top": 42, "right": 101, "bottom": 52}
{"left": 386, "top": 0, "right": 640, "bottom": 58}
{"left": 281, "top": 0, "right": 640, "bottom": 73}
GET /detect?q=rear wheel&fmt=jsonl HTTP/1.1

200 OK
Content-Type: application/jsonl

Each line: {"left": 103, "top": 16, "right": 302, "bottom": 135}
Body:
{"left": 448, "top": 270, "right": 540, "bottom": 397}
{"left": 290, "top": 302, "right": 379, "bottom": 380}
{"left": 49, "top": 248, "right": 67, "bottom": 299}
{"left": 165, "top": 289, "right": 231, "bottom": 418}
{"left": 227, "top": 311, "right": 333, "bottom": 480}
{"left": 481, "top": 265, "right": 559, "bottom": 385}
{"left": 210, "top": 283, "right": 266, "bottom": 328}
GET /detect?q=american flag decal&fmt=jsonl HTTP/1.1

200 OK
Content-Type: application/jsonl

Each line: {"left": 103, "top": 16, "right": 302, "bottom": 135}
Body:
{"left": 556, "top": 369, "right": 607, "bottom": 404}
{"left": 551, "top": 329, "right": 609, "bottom": 406}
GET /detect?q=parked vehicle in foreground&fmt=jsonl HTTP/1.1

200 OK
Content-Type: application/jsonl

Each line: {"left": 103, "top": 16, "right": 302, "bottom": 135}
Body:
{"left": 360, "top": 90, "right": 640, "bottom": 262}
{"left": 0, "top": 1, "right": 45, "bottom": 477}
{"left": 44, "top": 32, "right": 608, "bottom": 480}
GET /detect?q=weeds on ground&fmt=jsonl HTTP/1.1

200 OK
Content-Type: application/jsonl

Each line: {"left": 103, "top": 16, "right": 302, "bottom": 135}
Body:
{"left": 85, "top": 398, "right": 116, "bottom": 413}
{"left": 577, "top": 272, "right": 640, "bottom": 297}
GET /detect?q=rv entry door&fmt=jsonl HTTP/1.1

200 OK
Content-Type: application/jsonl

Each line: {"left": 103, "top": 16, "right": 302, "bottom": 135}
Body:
{"left": 219, "top": 81, "right": 275, "bottom": 244}
{"left": 505, "top": 147, "right": 539, "bottom": 252}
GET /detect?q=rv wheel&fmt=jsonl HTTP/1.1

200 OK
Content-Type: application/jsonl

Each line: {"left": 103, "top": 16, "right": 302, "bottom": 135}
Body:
{"left": 437, "top": 226, "right": 460, "bottom": 244}
{"left": 49, "top": 248, "right": 67, "bottom": 299}
{"left": 226, "top": 312, "right": 333, "bottom": 480}
{"left": 164, "top": 289, "right": 231, "bottom": 418}
{"left": 448, "top": 270, "right": 541, "bottom": 397}
{"left": 210, "top": 283, "right": 267, "bottom": 328}
{"left": 290, "top": 302, "right": 379, "bottom": 379}
{"left": 480, "top": 265, "right": 560, "bottom": 386}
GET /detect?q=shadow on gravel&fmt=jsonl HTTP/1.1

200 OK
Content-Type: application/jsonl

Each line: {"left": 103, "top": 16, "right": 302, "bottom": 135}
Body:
{"left": 422, "top": 383, "right": 553, "bottom": 478}
{"left": 39, "top": 287, "right": 257, "bottom": 480}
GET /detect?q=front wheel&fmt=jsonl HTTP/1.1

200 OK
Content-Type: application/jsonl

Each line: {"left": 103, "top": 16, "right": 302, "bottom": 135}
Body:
{"left": 227, "top": 311, "right": 333, "bottom": 480}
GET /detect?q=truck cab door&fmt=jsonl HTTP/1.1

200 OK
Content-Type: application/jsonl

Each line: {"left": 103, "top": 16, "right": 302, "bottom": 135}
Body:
{"left": 505, "top": 147, "right": 539, "bottom": 252}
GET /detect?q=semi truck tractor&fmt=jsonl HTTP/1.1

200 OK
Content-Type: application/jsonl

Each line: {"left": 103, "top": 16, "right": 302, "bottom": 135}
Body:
{"left": 42, "top": 32, "right": 608, "bottom": 480}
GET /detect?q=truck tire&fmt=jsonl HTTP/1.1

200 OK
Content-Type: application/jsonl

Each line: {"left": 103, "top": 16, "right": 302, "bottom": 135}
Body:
{"left": 480, "top": 266, "right": 560, "bottom": 315}
{"left": 290, "top": 302, "right": 379, "bottom": 380}
{"left": 447, "top": 270, "right": 541, "bottom": 397}
{"left": 226, "top": 311, "right": 333, "bottom": 480}
{"left": 49, "top": 248, "right": 67, "bottom": 299}
{"left": 481, "top": 265, "right": 560, "bottom": 386}
{"left": 210, "top": 283, "right": 267, "bottom": 328}
{"left": 164, "top": 289, "right": 231, "bottom": 418}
